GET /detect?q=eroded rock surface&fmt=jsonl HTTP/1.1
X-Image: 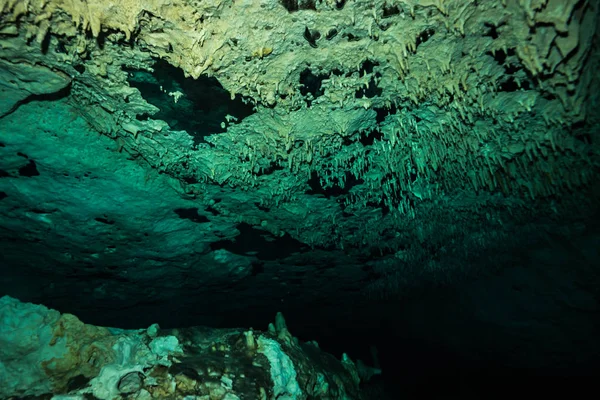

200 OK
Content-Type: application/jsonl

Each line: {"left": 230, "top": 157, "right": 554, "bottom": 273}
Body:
{"left": 1, "top": 0, "right": 599, "bottom": 392}
{"left": 0, "top": 296, "right": 365, "bottom": 399}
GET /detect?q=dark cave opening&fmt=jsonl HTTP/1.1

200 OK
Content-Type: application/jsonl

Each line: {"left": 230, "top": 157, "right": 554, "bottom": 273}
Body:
{"left": 415, "top": 28, "right": 435, "bottom": 47}
{"left": 359, "top": 129, "right": 384, "bottom": 146}
{"left": 210, "top": 222, "right": 309, "bottom": 260}
{"left": 483, "top": 21, "right": 505, "bottom": 39}
{"left": 354, "top": 75, "right": 382, "bottom": 98}
{"left": 280, "top": 0, "right": 317, "bottom": 12}
{"left": 355, "top": 60, "right": 382, "bottom": 98}
{"left": 303, "top": 26, "right": 322, "bottom": 48}
{"left": 18, "top": 159, "right": 40, "bottom": 177}
{"left": 174, "top": 207, "right": 210, "bottom": 223}
{"left": 382, "top": 3, "right": 400, "bottom": 18}
{"left": 299, "top": 67, "right": 328, "bottom": 106}
{"left": 374, "top": 104, "right": 399, "bottom": 123}
{"left": 498, "top": 75, "right": 532, "bottom": 92}
{"left": 306, "top": 170, "right": 363, "bottom": 198}
{"left": 123, "top": 59, "right": 255, "bottom": 147}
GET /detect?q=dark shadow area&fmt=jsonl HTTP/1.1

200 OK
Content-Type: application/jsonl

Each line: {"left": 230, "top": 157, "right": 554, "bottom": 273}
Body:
{"left": 306, "top": 170, "right": 363, "bottom": 198}
{"left": 210, "top": 222, "right": 309, "bottom": 260}
{"left": 359, "top": 129, "right": 384, "bottom": 146}
{"left": 3, "top": 83, "right": 72, "bottom": 118}
{"left": 374, "top": 104, "right": 399, "bottom": 123}
{"left": 123, "top": 59, "right": 255, "bottom": 147}
{"left": 280, "top": 0, "right": 316, "bottom": 12}
{"left": 252, "top": 161, "right": 285, "bottom": 177}
{"left": 355, "top": 60, "right": 382, "bottom": 98}
{"left": 382, "top": 3, "right": 400, "bottom": 18}
{"left": 2, "top": 216, "right": 600, "bottom": 398}
{"left": 483, "top": 21, "right": 505, "bottom": 39}
{"left": 487, "top": 47, "right": 534, "bottom": 92}
{"left": 174, "top": 207, "right": 210, "bottom": 223}
{"left": 18, "top": 160, "right": 40, "bottom": 177}
{"left": 415, "top": 28, "right": 435, "bottom": 47}
{"left": 299, "top": 67, "right": 328, "bottom": 106}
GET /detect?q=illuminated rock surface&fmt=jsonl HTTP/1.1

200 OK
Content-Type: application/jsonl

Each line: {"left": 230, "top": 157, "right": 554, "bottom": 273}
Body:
{"left": 0, "top": 297, "right": 362, "bottom": 399}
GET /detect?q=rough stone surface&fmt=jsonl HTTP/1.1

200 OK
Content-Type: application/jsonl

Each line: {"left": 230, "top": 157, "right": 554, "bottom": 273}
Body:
{"left": 0, "top": 296, "right": 117, "bottom": 397}
{"left": 0, "top": 0, "right": 599, "bottom": 393}
{"left": 0, "top": 297, "right": 363, "bottom": 399}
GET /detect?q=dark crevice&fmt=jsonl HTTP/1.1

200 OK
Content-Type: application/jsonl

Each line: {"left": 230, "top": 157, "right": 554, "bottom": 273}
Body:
{"left": 95, "top": 217, "right": 115, "bottom": 225}
{"left": 280, "top": 0, "right": 316, "bottom": 12}
{"left": 374, "top": 104, "right": 399, "bottom": 124}
{"left": 124, "top": 59, "right": 255, "bottom": 147}
{"left": 183, "top": 176, "right": 199, "bottom": 184}
{"left": 366, "top": 200, "right": 390, "bottom": 217}
{"left": 487, "top": 47, "right": 534, "bottom": 92}
{"left": 488, "top": 47, "right": 515, "bottom": 66}
{"left": 359, "top": 129, "right": 384, "bottom": 146}
{"left": 40, "top": 31, "right": 51, "bottom": 54}
{"left": 541, "top": 92, "right": 557, "bottom": 101}
{"left": 68, "top": 269, "right": 131, "bottom": 282}
{"left": 299, "top": 68, "right": 328, "bottom": 106}
{"left": 343, "top": 33, "right": 361, "bottom": 42}
{"left": 367, "top": 173, "right": 407, "bottom": 216}
{"left": 251, "top": 262, "right": 265, "bottom": 276}
{"left": 255, "top": 202, "right": 271, "bottom": 212}
{"left": 359, "top": 60, "right": 378, "bottom": 75}
{"left": 379, "top": 21, "right": 393, "bottom": 31}
{"left": 573, "top": 132, "right": 592, "bottom": 145}
{"left": 483, "top": 22, "right": 505, "bottom": 39}
{"left": 382, "top": 3, "right": 400, "bottom": 18}
{"left": 210, "top": 223, "right": 308, "bottom": 260}
{"left": 18, "top": 160, "right": 40, "bottom": 177}
{"left": 355, "top": 61, "right": 382, "bottom": 98}
{"left": 306, "top": 171, "right": 324, "bottom": 195}
{"left": 2, "top": 83, "right": 72, "bottom": 118}
{"left": 355, "top": 74, "right": 382, "bottom": 98}
{"left": 136, "top": 113, "right": 151, "bottom": 121}
{"left": 253, "top": 162, "right": 285, "bottom": 177}
{"left": 528, "top": 21, "right": 557, "bottom": 35}
{"left": 29, "top": 208, "right": 55, "bottom": 214}
{"left": 74, "top": 64, "right": 85, "bottom": 74}
{"left": 0, "top": 191, "right": 7, "bottom": 200}
{"left": 416, "top": 29, "right": 435, "bottom": 47}
{"left": 325, "top": 29, "right": 339, "bottom": 40}
{"left": 498, "top": 76, "right": 531, "bottom": 92}
{"left": 205, "top": 206, "right": 220, "bottom": 216}
{"left": 503, "top": 63, "right": 522, "bottom": 75}
{"left": 174, "top": 207, "right": 210, "bottom": 223}
{"left": 306, "top": 171, "right": 363, "bottom": 198}
{"left": 66, "top": 375, "right": 91, "bottom": 392}
{"left": 303, "top": 27, "right": 321, "bottom": 48}
{"left": 55, "top": 40, "right": 68, "bottom": 54}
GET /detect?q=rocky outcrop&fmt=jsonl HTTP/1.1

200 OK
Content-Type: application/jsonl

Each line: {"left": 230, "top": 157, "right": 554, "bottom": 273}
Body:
{"left": 0, "top": 296, "right": 364, "bottom": 399}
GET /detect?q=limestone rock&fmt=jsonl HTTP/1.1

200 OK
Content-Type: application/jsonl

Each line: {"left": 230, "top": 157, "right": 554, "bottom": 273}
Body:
{"left": 0, "top": 297, "right": 364, "bottom": 399}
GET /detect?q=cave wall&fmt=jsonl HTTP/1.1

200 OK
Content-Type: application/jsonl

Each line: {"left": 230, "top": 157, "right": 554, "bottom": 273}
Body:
{"left": 1, "top": 0, "right": 600, "bottom": 384}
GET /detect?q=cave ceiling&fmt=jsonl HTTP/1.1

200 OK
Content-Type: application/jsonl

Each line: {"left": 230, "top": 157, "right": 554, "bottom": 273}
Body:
{"left": 0, "top": 0, "right": 599, "bottom": 325}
